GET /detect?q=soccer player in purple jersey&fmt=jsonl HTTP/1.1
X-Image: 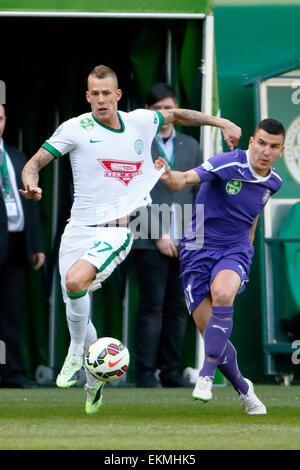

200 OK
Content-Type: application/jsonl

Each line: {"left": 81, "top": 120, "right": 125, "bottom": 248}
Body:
{"left": 155, "top": 118, "right": 285, "bottom": 414}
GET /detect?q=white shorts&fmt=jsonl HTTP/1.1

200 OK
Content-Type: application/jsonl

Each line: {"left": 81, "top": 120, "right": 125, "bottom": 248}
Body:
{"left": 59, "top": 222, "right": 133, "bottom": 302}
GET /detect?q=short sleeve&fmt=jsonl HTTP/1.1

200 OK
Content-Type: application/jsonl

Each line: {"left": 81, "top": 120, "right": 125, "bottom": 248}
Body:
{"left": 42, "top": 118, "right": 77, "bottom": 158}
{"left": 193, "top": 159, "right": 218, "bottom": 183}
{"left": 193, "top": 151, "right": 238, "bottom": 182}
{"left": 128, "top": 109, "right": 164, "bottom": 140}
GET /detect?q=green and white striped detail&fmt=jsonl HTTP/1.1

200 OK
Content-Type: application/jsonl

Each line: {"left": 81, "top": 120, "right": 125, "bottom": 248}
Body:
{"left": 98, "top": 232, "right": 132, "bottom": 273}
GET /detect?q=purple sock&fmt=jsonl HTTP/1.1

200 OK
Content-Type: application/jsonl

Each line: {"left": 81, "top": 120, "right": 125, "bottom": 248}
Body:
{"left": 199, "top": 306, "right": 233, "bottom": 381}
{"left": 218, "top": 341, "right": 249, "bottom": 395}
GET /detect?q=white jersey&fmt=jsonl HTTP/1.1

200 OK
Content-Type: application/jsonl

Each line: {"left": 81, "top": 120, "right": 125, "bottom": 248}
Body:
{"left": 42, "top": 109, "right": 165, "bottom": 225}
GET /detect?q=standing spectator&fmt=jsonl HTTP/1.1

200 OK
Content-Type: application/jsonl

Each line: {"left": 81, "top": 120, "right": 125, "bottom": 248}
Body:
{"left": 132, "top": 84, "right": 203, "bottom": 388}
{"left": 0, "top": 104, "right": 45, "bottom": 388}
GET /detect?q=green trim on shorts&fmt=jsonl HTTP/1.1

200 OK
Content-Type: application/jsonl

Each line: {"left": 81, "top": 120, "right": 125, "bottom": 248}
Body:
{"left": 66, "top": 289, "right": 88, "bottom": 299}
{"left": 98, "top": 233, "right": 132, "bottom": 274}
{"left": 42, "top": 142, "right": 62, "bottom": 159}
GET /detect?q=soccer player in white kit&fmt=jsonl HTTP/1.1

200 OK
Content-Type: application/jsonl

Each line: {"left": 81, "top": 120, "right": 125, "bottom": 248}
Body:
{"left": 20, "top": 65, "right": 241, "bottom": 415}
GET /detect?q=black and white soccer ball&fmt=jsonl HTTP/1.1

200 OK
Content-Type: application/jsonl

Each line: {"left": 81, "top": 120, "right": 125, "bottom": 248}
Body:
{"left": 85, "top": 337, "right": 130, "bottom": 383}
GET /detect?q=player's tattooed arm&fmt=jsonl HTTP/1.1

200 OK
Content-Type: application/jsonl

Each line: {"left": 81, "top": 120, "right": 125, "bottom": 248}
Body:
{"left": 154, "top": 157, "right": 200, "bottom": 191}
{"left": 19, "top": 147, "right": 54, "bottom": 200}
{"left": 159, "top": 108, "right": 241, "bottom": 151}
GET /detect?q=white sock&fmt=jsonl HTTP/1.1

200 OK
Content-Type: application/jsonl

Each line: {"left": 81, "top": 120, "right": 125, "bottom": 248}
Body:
{"left": 85, "top": 368, "right": 101, "bottom": 387}
{"left": 66, "top": 292, "right": 91, "bottom": 357}
{"left": 84, "top": 320, "right": 98, "bottom": 351}
{"left": 83, "top": 320, "right": 102, "bottom": 387}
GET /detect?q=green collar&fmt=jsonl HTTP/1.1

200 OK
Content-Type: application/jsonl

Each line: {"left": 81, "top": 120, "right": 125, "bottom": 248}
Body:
{"left": 91, "top": 112, "right": 125, "bottom": 133}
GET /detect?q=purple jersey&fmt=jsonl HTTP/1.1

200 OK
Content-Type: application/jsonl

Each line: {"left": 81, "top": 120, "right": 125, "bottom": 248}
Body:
{"left": 181, "top": 149, "right": 282, "bottom": 251}
{"left": 180, "top": 149, "right": 282, "bottom": 312}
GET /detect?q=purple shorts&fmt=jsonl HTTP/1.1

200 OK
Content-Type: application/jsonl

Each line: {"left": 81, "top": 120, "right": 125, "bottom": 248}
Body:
{"left": 179, "top": 244, "right": 254, "bottom": 313}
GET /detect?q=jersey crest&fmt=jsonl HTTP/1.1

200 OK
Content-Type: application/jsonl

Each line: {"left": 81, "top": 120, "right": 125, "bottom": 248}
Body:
{"left": 98, "top": 158, "right": 143, "bottom": 186}
{"left": 226, "top": 180, "right": 242, "bottom": 195}
{"left": 262, "top": 188, "right": 271, "bottom": 204}
{"left": 134, "top": 139, "right": 143, "bottom": 155}
{"left": 80, "top": 118, "right": 95, "bottom": 130}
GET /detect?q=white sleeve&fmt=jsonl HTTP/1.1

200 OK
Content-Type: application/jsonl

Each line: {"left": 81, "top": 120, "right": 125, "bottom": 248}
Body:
{"left": 41, "top": 118, "right": 77, "bottom": 158}
{"left": 129, "top": 109, "right": 164, "bottom": 140}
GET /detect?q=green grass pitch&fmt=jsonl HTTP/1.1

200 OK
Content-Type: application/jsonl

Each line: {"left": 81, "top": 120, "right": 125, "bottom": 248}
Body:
{"left": 0, "top": 385, "right": 300, "bottom": 450}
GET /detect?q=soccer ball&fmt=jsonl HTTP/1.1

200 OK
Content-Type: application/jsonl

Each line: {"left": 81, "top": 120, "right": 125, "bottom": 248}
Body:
{"left": 85, "top": 337, "right": 130, "bottom": 383}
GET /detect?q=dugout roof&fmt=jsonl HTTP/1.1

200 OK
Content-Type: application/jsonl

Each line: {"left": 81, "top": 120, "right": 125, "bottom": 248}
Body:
{"left": 0, "top": 0, "right": 213, "bottom": 15}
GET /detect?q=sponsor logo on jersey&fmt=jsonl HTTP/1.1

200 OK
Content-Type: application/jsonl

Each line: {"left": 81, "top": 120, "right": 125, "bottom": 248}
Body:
{"left": 284, "top": 115, "right": 300, "bottom": 184}
{"left": 262, "top": 189, "right": 271, "bottom": 205}
{"left": 225, "top": 180, "right": 242, "bottom": 195}
{"left": 98, "top": 158, "right": 143, "bottom": 186}
{"left": 80, "top": 118, "right": 94, "bottom": 130}
{"left": 134, "top": 139, "right": 143, "bottom": 155}
{"left": 153, "top": 114, "right": 158, "bottom": 124}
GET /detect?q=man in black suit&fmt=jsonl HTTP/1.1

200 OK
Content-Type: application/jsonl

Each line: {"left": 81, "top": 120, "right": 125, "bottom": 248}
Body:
{"left": 0, "top": 104, "right": 45, "bottom": 388}
{"left": 131, "top": 84, "right": 203, "bottom": 387}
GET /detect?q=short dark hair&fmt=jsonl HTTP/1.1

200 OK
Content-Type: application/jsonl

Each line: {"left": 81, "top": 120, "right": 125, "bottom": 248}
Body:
{"left": 87, "top": 65, "right": 118, "bottom": 88}
{"left": 254, "top": 118, "right": 285, "bottom": 141}
{"left": 146, "top": 83, "right": 177, "bottom": 107}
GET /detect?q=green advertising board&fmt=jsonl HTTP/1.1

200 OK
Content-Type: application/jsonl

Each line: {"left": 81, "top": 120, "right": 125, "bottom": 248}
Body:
{"left": 259, "top": 71, "right": 300, "bottom": 199}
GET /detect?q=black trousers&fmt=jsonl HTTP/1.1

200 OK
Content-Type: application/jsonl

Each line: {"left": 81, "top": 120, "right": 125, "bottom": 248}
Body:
{"left": 0, "top": 232, "right": 27, "bottom": 382}
{"left": 133, "top": 249, "right": 189, "bottom": 380}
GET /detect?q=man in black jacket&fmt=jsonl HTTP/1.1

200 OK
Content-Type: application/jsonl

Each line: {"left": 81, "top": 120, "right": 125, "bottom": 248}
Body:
{"left": 131, "top": 84, "right": 203, "bottom": 387}
{"left": 0, "top": 104, "right": 45, "bottom": 388}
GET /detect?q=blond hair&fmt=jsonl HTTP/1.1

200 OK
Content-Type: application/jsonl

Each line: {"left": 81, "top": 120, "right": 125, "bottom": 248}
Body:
{"left": 87, "top": 65, "right": 118, "bottom": 88}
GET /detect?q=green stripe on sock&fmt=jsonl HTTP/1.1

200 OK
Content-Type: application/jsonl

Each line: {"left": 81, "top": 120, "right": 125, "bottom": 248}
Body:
{"left": 98, "top": 233, "right": 132, "bottom": 274}
{"left": 66, "top": 289, "right": 88, "bottom": 299}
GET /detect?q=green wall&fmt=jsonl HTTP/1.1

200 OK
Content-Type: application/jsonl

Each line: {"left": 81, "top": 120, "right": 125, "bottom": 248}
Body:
{"left": 214, "top": 4, "right": 300, "bottom": 381}
{"left": 215, "top": 5, "right": 300, "bottom": 149}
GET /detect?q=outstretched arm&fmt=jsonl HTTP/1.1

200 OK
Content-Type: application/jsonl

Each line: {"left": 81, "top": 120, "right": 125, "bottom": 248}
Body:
{"left": 159, "top": 109, "right": 241, "bottom": 150}
{"left": 19, "top": 147, "right": 54, "bottom": 200}
{"left": 154, "top": 157, "right": 200, "bottom": 191}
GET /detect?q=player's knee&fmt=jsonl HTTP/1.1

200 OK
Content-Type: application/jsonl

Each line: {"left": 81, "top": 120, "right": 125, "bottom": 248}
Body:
{"left": 65, "top": 271, "right": 85, "bottom": 293}
{"left": 210, "top": 285, "right": 233, "bottom": 306}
